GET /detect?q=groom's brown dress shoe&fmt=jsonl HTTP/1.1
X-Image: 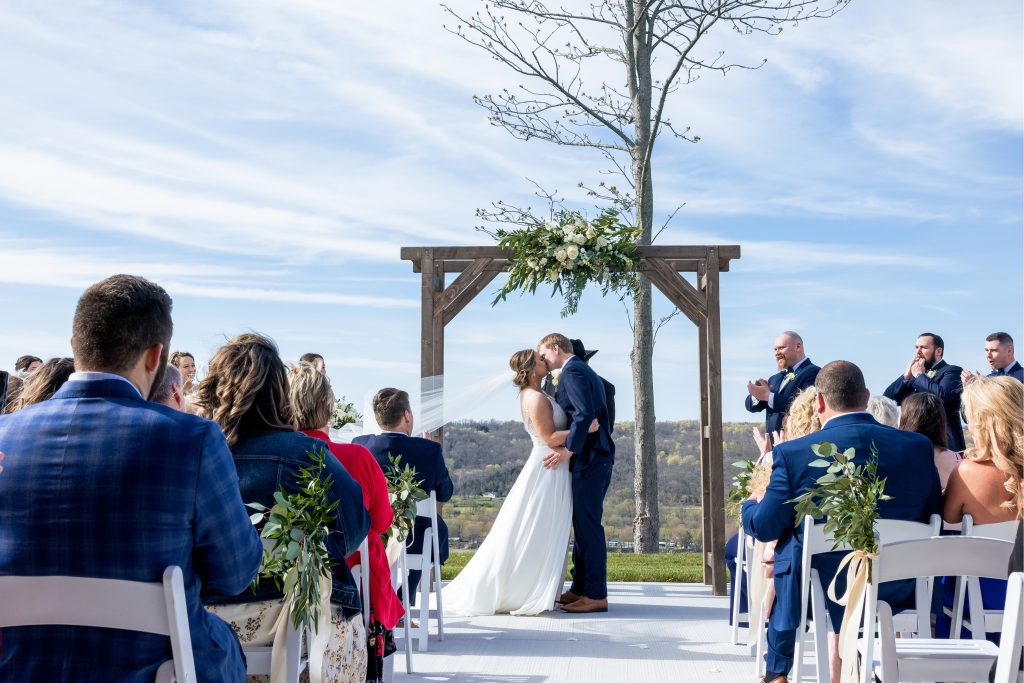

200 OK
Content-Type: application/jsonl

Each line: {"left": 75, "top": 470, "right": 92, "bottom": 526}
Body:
{"left": 561, "top": 597, "right": 608, "bottom": 613}
{"left": 557, "top": 590, "right": 581, "bottom": 605}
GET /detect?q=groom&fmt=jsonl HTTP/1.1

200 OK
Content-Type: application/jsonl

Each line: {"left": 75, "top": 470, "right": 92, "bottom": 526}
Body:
{"left": 537, "top": 332, "right": 615, "bottom": 613}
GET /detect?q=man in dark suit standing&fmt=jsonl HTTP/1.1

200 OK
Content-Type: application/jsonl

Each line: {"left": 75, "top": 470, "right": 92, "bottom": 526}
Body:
{"left": 743, "top": 361, "right": 941, "bottom": 683}
{"left": 884, "top": 332, "right": 965, "bottom": 451}
{"left": 963, "top": 332, "right": 1023, "bottom": 386}
{"left": 353, "top": 387, "right": 454, "bottom": 602}
{"left": 0, "top": 275, "right": 263, "bottom": 682}
{"left": 538, "top": 333, "right": 615, "bottom": 614}
{"left": 745, "top": 331, "right": 820, "bottom": 444}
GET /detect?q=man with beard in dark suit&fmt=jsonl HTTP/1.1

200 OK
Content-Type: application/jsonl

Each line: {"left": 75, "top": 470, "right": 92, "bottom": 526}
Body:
{"left": 884, "top": 332, "right": 965, "bottom": 451}
{"left": 745, "top": 331, "right": 819, "bottom": 445}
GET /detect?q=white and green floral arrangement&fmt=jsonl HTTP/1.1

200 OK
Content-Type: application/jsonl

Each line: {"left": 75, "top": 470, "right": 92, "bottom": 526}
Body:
{"left": 491, "top": 208, "right": 641, "bottom": 317}
{"left": 330, "top": 397, "right": 361, "bottom": 431}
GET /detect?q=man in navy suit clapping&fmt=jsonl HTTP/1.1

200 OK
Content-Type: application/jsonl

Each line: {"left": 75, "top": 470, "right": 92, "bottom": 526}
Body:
{"left": 354, "top": 388, "right": 454, "bottom": 603}
{"left": 883, "top": 332, "right": 965, "bottom": 451}
{"left": 745, "top": 331, "right": 820, "bottom": 445}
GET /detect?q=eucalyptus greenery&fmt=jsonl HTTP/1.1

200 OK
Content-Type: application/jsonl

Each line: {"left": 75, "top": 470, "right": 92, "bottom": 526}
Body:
{"left": 384, "top": 453, "right": 428, "bottom": 545}
{"left": 247, "top": 447, "right": 338, "bottom": 633}
{"left": 790, "top": 441, "right": 891, "bottom": 557}
{"left": 725, "top": 459, "right": 758, "bottom": 524}
{"left": 488, "top": 208, "right": 641, "bottom": 317}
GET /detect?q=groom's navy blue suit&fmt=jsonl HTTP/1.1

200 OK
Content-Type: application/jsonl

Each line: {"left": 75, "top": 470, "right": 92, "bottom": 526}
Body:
{"left": 555, "top": 356, "right": 615, "bottom": 600}
{"left": 741, "top": 412, "right": 941, "bottom": 676}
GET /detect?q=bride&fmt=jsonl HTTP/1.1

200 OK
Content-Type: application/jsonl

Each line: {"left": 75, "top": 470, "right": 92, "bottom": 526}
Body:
{"left": 443, "top": 349, "right": 597, "bottom": 616}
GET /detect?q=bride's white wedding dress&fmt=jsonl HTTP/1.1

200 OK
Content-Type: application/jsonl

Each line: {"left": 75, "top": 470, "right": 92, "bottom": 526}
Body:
{"left": 443, "top": 393, "right": 572, "bottom": 616}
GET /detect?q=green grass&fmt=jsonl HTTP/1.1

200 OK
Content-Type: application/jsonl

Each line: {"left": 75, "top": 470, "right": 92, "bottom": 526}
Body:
{"left": 441, "top": 551, "right": 704, "bottom": 582}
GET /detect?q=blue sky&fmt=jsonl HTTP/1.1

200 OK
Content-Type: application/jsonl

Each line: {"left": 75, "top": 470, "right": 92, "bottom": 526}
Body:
{"left": 0, "top": 1, "right": 1020, "bottom": 423}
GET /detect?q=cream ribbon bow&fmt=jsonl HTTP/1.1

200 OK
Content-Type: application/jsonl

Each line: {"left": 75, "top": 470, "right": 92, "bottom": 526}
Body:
{"left": 827, "top": 549, "right": 878, "bottom": 683}
{"left": 268, "top": 575, "right": 334, "bottom": 683}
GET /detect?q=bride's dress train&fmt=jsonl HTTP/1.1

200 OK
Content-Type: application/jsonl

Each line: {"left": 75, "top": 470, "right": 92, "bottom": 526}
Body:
{"left": 443, "top": 395, "right": 572, "bottom": 616}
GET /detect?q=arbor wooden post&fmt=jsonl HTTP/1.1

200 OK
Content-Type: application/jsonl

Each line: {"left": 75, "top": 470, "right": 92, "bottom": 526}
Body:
{"left": 402, "top": 244, "right": 738, "bottom": 595}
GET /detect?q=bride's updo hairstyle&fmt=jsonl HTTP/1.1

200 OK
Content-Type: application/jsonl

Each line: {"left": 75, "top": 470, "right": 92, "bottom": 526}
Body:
{"left": 509, "top": 349, "right": 536, "bottom": 390}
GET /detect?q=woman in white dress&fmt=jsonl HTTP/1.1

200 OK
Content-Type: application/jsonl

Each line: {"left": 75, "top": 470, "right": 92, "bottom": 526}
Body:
{"left": 443, "top": 349, "right": 598, "bottom": 616}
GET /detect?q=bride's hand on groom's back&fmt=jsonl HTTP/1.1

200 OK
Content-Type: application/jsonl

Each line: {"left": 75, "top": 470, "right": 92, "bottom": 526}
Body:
{"left": 588, "top": 419, "right": 600, "bottom": 433}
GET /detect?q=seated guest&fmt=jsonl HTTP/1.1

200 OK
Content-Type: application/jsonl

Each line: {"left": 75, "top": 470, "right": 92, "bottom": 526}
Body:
{"left": 150, "top": 363, "right": 186, "bottom": 411}
{"left": 14, "top": 354, "right": 42, "bottom": 378}
{"left": 169, "top": 350, "right": 198, "bottom": 397}
{"left": 867, "top": 395, "right": 899, "bottom": 427}
{"left": 898, "top": 392, "right": 960, "bottom": 490}
{"left": 939, "top": 375, "right": 1023, "bottom": 639}
{"left": 196, "top": 333, "right": 370, "bottom": 682}
{"left": 743, "top": 361, "right": 941, "bottom": 683}
{"left": 288, "top": 363, "right": 405, "bottom": 636}
{"left": 300, "top": 352, "right": 327, "bottom": 374}
{"left": 353, "top": 388, "right": 455, "bottom": 603}
{"left": 0, "top": 275, "right": 263, "bottom": 682}
{"left": 8, "top": 357, "right": 74, "bottom": 412}
{"left": 0, "top": 375, "right": 22, "bottom": 414}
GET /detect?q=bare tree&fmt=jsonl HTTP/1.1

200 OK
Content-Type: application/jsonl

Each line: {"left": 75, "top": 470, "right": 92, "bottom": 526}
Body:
{"left": 444, "top": 0, "right": 848, "bottom": 552}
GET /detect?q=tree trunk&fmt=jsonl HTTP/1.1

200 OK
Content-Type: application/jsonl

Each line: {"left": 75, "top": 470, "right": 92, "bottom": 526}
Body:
{"left": 630, "top": 13, "right": 659, "bottom": 553}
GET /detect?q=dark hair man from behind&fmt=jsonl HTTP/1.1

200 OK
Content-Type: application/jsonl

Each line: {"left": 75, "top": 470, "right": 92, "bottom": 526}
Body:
{"left": 14, "top": 355, "right": 42, "bottom": 376}
{"left": 0, "top": 274, "right": 263, "bottom": 681}
{"left": 72, "top": 274, "right": 173, "bottom": 400}
{"left": 373, "top": 387, "right": 412, "bottom": 431}
{"left": 299, "top": 352, "right": 326, "bottom": 374}
{"left": 814, "top": 360, "right": 868, "bottom": 411}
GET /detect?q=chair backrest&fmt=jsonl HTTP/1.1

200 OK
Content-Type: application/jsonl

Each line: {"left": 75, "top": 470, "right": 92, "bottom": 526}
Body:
{"left": 354, "top": 537, "right": 371, "bottom": 628}
{"left": 0, "top": 566, "right": 197, "bottom": 683}
{"left": 874, "top": 536, "right": 1013, "bottom": 584}
{"left": 994, "top": 572, "right": 1024, "bottom": 683}
{"left": 963, "top": 514, "right": 1019, "bottom": 542}
{"left": 415, "top": 490, "right": 438, "bottom": 522}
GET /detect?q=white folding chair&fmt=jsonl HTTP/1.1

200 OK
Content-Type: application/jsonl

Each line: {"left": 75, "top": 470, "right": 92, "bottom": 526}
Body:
{"left": 349, "top": 537, "right": 372, "bottom": 629}
{"left": 0, "top": 566, "right": 196, "bottom": 683}
{"left": 731, "top": 526, "right": 753, "bottom": 645}
{"left": 858, "top": 535, "right": 1013, "bottom": 683}
{"left": 950, "top": 515, "right": 1021, "bottom": 639}
{"left": 390, "top": 544, "right": 413, "bottom": 676}
{"left": 405, "top": 490, "right": 445, "bottom": 651}
{"left": 993, "top": 572, "right": 1024, "bottom": 683}
{"left": 242, "top": 620, "right": 306, "bottom": 683}
{"left": 791, "top": 515, "right": 940, "bottom": 683}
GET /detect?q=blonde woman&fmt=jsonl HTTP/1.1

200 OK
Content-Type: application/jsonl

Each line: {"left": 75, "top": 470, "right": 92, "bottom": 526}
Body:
{"left": 937, "top": 376, "right": 1023, "bottom": 639}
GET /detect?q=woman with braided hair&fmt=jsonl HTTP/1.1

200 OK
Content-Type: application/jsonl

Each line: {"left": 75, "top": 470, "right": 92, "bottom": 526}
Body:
{"left": 195, "top": 332, "right": 371, "bottom": 682}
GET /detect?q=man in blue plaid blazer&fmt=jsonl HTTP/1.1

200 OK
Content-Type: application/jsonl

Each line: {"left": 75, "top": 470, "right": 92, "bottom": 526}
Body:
{"left": 0, "top": 275, "right": 263, "bottom": 682}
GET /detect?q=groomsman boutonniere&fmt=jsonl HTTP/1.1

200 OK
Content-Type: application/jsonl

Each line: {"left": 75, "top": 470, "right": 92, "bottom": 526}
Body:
{"left": 781, "top": 370, "right": 796, "bottom": 388}
{"left": 550, "top": 368, "right": 562, "bottom": 386}
{"left": 926, "top": 370, "right": 936, "bottom": 379}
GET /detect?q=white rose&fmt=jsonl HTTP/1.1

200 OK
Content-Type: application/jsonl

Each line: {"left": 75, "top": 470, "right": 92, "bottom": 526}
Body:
{"left": 574, "top": 217, "right": 586, "bottom": 230}
{"left": 586, "top": 228, "right": 596, "bottom": 239}
{"left": 563, "top": 232, "right": 576, "bottom": 244}
{"left": 566, "top": 245, "right": 579, "bottom": 260}
{"left": 596, "top": 236, "right": 608, "bottom": 248}
{"left": 556, "top": 248, "right": 567, "bottom": 262}
{"left": 547, "top": 269, "right": 559, "bottom": 282}
{"left": 540, "top": 257, "right": 548, "bottom": 266}
{"left": 574, "top": 233, "right": 586, "bottom": 245}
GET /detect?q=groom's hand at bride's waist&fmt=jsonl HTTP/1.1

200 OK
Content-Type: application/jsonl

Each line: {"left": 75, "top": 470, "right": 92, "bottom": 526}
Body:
{"left": 543, "top": 446, "right": 572, "bottom": 469}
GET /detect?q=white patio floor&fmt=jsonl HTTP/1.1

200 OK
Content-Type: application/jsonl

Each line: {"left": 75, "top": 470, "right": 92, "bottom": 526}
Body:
{"left": 393, "top": 582, "right": 775, "bottom": 683}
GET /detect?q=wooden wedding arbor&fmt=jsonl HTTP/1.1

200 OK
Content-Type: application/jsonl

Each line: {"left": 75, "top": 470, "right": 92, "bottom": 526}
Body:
{"left": 400, "top": 244, "right": 741, "bottom": 595}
